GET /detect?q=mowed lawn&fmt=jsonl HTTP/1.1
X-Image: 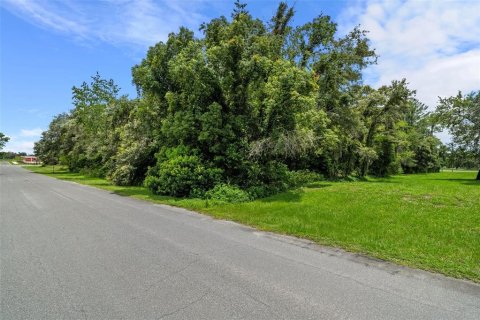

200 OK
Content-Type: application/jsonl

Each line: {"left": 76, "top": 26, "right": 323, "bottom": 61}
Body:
{"left": 24, "top": 165, "right": 480, "bottom": 282}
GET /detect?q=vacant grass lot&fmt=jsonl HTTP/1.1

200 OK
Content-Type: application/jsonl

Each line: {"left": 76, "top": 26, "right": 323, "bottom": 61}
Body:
{"left": 25, "top": 165, "right": 479, "bottom": 282}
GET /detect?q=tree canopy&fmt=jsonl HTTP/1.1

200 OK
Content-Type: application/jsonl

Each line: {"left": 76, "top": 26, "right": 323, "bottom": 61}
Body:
{"left": 0, "top": 132, "right": 9, "bottom": 151}
{"left": 35, "top": 2, "right": 469, "bottom": 198}
{"left": 435, "top": 91, "right": 480, "bottom": 179}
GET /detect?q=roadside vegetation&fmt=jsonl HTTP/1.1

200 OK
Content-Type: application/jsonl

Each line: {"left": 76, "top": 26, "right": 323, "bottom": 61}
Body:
{"left": 28, "top": 1, "right": 479, "bottom": 281}
{"left": 25, "top": 165, "right": 479, "bottom": 282}
{"left": 0, "top": 132, "right": 9, "bottom": 151}
{"left": 32, "top": 1, "right": 480, "bottom": 201}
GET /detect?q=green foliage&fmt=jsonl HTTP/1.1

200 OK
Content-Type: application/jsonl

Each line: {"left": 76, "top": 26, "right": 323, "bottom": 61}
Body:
{"left": 0, "top": 151, "right": 19, "bottom": 160}
{"left": 145, "top": 147, "right": 223, "bottom": 197}
{"left": 34, "top": 114, "right": 70, "bottom": 165}
{"left": 443, "top": 143, "right": 478, "bottom": 170}
{"left": 436, "top": 91, "right": 479, "bottom": 154}
{"left": 244, "top": 161, "right": 289, "bottom": 197}
{"left": 0, "top": 132, "right": 9, "bottom": 151}
{"left": 206, "top": 171, "right": 480, "bottom": 282}
{"left": 35, "top": 1, "right": 455, "bottom": 196}
{"left": 286, "top": 170, "right": 324, "bottom": 187}
{"left": 109, "top": 164, "right": 137, "bottom": 186}
{"left": 205, "top": 183, "right": 251, "bottom": 203}
{"left": 435, "top": 91, "right": 479, "bottom": 178}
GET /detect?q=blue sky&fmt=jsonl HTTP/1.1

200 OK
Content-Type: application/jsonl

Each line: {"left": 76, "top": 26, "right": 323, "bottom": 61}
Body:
{"left": 1, "top": 0, "right": 479, "bottom": 153}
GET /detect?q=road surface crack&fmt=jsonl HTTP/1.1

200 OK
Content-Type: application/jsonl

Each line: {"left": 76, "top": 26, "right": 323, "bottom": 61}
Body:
{"left": 156, "top": 291, "right": 209, "bottom": 320}
{"left": 142, "top": 258, "right": 200, "bottom": 297}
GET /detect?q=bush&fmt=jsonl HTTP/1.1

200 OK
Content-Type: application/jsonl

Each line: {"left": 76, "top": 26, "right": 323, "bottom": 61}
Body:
{"left": 205, "top": 184, "right": 250, "bottom": 203}
{"left": 245, "top": 185, "right": 273, "bottom": 199}
{"left": 145, "top": 149, "right": 222, "bottom": 197}
{"left": 240, "top": 161, "right": 290, "bottom": 199}
{"left": 110, "top": 164, "right": 136, "bottom": 186}
{"left": 244, "top": 168, "right": 324, "bottom": 199}
{"left": 286, "top": 170, "right": 324, "bottom": 187}
{"left": 248, "top": 160, "right": 288, "bottom": 186}
{"left": 109, "top": 142, "right": 156, "bottom": 186}
{"left": 80, "top": 166, "right": 106, "bottom": 178}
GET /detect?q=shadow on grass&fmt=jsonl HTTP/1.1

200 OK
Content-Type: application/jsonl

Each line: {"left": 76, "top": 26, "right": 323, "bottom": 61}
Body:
{"left": 303, "top": 182, "right": 333, "bottom": 189}
{"left": 258, "top": 190, "right": 304, "bottom": 203}
{"left": 359, "top": 176, "right": 403, "bottom": 184}
{"left": 367, "top": 180, "right": 400, "bottom": 184}
{"left": 326, "top": 176, "right": 400, "bottom": 184}
{"left": 111, "top": 181, "right": 337, "bottom": 204}
{"left": 27, "top": 170, "right": 70, "bottom": 175}
{"left": 112, "top": 181, "right": 335, "bottom": 204}
{"left": 428, "top": 178, "right": 480, "bottom": 186}
{"left": 259, "top": 183, "right": 332, "bottom": 203}
{"left": 112, "top": 188, "right": 148, "bottom": 197}
{"left": 112, "top": 188, "right": 178, "bottom": 202}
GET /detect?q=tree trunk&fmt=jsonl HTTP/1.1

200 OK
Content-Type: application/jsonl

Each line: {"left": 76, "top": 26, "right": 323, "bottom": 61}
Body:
{"left": 360, "top": 160, "right": 369, "bottom": 178}
{"left": 476, "top": 169, "right": 480, "bottom": 180}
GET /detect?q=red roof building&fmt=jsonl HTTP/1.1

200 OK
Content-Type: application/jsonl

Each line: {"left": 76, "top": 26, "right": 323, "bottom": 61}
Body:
{"left": 22, "top": 156, "right": 39, "bottom": 164}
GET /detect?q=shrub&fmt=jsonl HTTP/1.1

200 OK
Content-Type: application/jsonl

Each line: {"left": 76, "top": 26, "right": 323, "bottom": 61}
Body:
{"left": 80, "top": 166, "right": 106, "bottom": 178}
{"left": 244, "top": 161, "right": 290, "bottom": 199}
{"left": 109, "top": 142, "right": 156, "bottom": 186}
{"left": 110, "top": 164, "right": 136, "bottom": 186}
{"left": 247, "top": 161, "right": 288, "bottom": 188}
{"left": 145, "top": 149, "right": 222, "bottom": 197}
{"left": 205, "top": 184, "right": 250, "bottom": 203}
{"left": 245, "top": 185, "right": 272, "bottom": 199}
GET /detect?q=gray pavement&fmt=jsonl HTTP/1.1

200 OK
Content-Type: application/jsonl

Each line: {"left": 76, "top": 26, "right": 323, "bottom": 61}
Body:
{"left": 1, "top": 163, "right": 479, "bottom": 319}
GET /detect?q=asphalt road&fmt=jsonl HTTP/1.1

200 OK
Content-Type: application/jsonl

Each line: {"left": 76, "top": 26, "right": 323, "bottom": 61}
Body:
{"left": 1, "top": 163, "right": 479, "bottom": 319}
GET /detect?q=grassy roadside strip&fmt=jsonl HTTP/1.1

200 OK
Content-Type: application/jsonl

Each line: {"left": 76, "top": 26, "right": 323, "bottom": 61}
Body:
{"left": 24, "top": 165, "right": 480, "bottom": 282}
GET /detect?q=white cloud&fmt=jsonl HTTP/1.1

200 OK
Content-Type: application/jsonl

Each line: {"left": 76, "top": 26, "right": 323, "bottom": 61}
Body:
{"left": 1, "top": 0, "right": 210, "bottom": 48}
{"left": 20, "top": 128, "right": 43, "bottom": 137}
{"left": 3, "top": 129, "right": 43, "bottom": 153}
{"left": 339, "top": 0, "right": 480, "bottom": 109}
{"left": 3, "top": 137, "right": 35, "bottom": 154}
{"left": 3, "top": 0, "right": 89, "bottom": 38}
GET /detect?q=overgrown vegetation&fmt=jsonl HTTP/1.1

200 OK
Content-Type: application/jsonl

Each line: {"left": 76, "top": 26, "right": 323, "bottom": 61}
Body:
{"left": 436, "top": 91, "right": 480, "bottom": 179}
{"left": 0, "top": 132, "right": 9, "bottom": 152}
{"left": 34, "top": 1, "right": 479, "bottom": 199}
{"left": 25, "top": 165, "right": 480, "bottom": 282}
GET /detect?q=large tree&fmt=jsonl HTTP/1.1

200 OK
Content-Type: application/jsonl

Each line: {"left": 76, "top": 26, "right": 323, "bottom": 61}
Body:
{"left": 34, "top": 114, "right": 69, "bottom": 165}
{"left": 0, "top": 132, "right": 9, "bottom": 151}
{"left": 35, "top": 1, "right": 448, "bottom": 198}
{"left": 436, "top": 91, "right": 480, "bottom": 179}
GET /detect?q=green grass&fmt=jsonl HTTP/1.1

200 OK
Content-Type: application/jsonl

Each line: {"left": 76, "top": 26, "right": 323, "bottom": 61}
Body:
{"left": 25, "top": 165, "right": 480, "bottom": 282}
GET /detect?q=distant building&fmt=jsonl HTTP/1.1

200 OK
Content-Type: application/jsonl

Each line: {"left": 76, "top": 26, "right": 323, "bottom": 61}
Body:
{"left": 22, "top": 156, "right": 39, "bottom": 164}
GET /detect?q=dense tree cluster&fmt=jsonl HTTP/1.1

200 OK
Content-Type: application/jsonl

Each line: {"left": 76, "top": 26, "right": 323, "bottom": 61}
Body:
{"left": 435, "top": 91, "right": 480, "bottom": 179}
{"left": 35, "top": 2, "right": 473, "bottom": 197}
{"left": 0, "top": 132, "right": 9, "bottom": 151}
{"left": 0, "top": 151, "right": 27, "bottom": 160}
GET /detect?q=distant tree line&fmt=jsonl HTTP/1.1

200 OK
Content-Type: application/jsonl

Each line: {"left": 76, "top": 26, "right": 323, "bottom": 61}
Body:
{"left": 0, "top": 132, "right": 10, "bottom": 153}
{"left": 435, "top": 91, "right": 480, "bottom": 179}
{"left": 34, "top": 2, "right": 480, "bottom": 198}
{"left": 0, "top": 151, "right": 28, "bottom": 160}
